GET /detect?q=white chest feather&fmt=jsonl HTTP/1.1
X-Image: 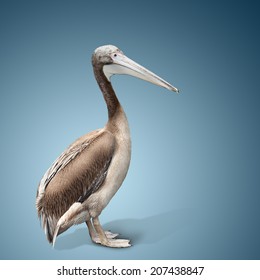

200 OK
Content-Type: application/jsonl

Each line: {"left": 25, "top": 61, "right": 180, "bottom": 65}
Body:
{"left": 86, "top": 111, "right": 131, "bottom": 216}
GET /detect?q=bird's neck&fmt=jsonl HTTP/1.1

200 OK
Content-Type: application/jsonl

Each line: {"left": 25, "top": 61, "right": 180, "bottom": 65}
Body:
{"left": 93, "top": 66, "right": 120, "bottom": 120}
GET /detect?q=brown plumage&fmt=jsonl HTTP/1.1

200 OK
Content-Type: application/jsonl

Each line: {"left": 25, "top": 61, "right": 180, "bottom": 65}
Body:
{"left": 36, "top": 45, "right": 179, "bottom": 248}
{"left": 37, "top": 130, "right": 115, "bottom": 242}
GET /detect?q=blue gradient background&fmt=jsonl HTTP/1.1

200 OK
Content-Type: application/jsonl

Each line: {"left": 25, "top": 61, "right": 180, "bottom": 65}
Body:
{"left": 0, "top": 0, "right": 259, "bottom": 259}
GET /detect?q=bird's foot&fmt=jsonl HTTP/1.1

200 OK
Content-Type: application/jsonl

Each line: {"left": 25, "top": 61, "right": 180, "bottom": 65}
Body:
{"left": 92, "top": 231, "right": 131, "bottom": 248}
{"left": 104, "top": 238, "right": 131, "bottom": 248}
{"left": 105, "top": 231, "right": 119, "bottom": 239}
{"left": 89, "top": 218, "right": 131, "bottom": 248}
{"left": 92, "top": 231, "right": 119, "bottom": 244}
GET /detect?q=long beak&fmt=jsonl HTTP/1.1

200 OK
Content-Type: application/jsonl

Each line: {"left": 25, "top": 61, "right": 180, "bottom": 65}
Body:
{"left": 103, "top": 53, "right": 179, "bottom": 93}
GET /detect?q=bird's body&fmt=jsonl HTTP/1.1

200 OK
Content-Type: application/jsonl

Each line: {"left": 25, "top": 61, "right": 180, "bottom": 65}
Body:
{"left": 36, "top": 45, "right": 178, "bottom": 248}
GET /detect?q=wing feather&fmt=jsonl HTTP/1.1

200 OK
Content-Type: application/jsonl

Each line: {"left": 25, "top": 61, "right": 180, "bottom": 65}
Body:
{"left": 36, "top": 129, "right": 116, "bottom": 242}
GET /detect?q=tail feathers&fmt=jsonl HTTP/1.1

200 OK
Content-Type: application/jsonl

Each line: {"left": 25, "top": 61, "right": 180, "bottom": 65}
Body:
{"left": 52, "top": 224, "right": 60, "bottom": 247}
{"left": 39, "top": 202, "right": 88, "bottom": 246}
{"left": 44, "top": 215, "right": 63, "bottom": 247}
{"left": 40, "top": 214, "right": 58, "bottom": 244}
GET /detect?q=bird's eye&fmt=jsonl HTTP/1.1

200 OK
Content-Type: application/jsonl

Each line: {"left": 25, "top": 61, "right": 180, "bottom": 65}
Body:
{"left": 113, "top": 53, "right": 117, "bottom": 57}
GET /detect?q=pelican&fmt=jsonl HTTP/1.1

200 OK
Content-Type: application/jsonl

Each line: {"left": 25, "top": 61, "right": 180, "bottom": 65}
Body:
{"left": 36, "top": 45, "right": 179, "bottom": 248}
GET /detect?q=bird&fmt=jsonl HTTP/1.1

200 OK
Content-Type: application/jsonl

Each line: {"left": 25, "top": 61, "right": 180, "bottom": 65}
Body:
{"left": 36, "top": 45, "right": 179, "bottom": 248}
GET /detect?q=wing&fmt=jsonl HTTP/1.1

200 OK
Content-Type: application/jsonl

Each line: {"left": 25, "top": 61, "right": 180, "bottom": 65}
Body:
{"left": 36, "top": 128, "right": 116, "bottom": 223}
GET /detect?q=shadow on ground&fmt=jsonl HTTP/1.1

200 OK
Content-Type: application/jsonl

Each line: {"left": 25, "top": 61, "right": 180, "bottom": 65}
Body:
{"left": 55, "top": 208, "right": 195, "bottom": 250}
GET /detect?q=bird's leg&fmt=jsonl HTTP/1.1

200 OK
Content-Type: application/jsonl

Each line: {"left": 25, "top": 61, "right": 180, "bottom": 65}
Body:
{"left": 86, "top": 220, "right": 98, "bottom": 242}
{"left": 92, "top": 217, "right": 131, "bottom": 248}
{"left": 86, "top": 219, "right": 119, "bottom": 244}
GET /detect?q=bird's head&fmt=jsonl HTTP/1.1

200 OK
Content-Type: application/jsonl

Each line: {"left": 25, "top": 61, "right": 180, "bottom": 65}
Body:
{"left": 92, "top": 45, "right": 179, "bottom": 93}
